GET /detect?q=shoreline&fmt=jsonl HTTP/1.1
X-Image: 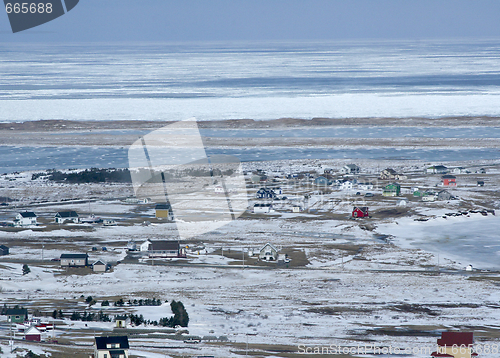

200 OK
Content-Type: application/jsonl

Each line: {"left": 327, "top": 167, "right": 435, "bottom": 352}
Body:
{"left": 1, "top": 115, "right": 500, "bottom": 131}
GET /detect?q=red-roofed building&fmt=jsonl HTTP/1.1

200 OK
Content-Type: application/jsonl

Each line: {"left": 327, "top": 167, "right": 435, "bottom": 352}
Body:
{"left": 431, "top": 332, "right": 478, "bottom": 358}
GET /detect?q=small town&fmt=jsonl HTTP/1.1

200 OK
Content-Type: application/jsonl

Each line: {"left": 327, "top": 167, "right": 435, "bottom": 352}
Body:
{"left": 0, "top": 157, "right": 498, "bottom": 357}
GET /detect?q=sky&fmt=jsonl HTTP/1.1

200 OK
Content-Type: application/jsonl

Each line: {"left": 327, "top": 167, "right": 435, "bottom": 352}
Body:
{"left": 1, "top": 0, "right": 500, "bottom": 43}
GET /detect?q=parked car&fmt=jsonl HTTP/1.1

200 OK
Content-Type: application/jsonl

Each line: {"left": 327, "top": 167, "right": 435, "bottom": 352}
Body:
{"left": 184, "top": 337, "right": 201, "bottom": 344}
{"left": 365, "top": 193, "right": 374, "bottom": 197}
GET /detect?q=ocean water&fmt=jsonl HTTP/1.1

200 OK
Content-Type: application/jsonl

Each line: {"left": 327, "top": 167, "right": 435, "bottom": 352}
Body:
{"left": 1, "top": 39, "right": 500, "bottom": 121}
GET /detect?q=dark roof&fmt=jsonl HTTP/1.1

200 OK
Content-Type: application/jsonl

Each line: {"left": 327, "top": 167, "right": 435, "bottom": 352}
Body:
{"left": 442, "top": 175, "right": 456, "bottom": 179}
{"left": 0, "top": 244, "right": 8, "bottom": 250}
{"left": 383, "top": 168, "right": 397, "bottom": 174}
{"left": 150, "top": 240, "right": 180, "bottom": 251}
{"left": 115, "top": 315, "right": 128, "bottom": 321}
{"left": 437, "top": 332, "right": 473, "bottom": 346}
{"left": 254, "top": 203, "right": 272, "bottom": 207}
{"left": 110, "top": 350, "right": 126, "bottom": 358}
{"left": 95, "top": 336, "right": 129, "bottom": 350}
{"left": 60, "top": 253, "right": 88, "bottom": 259}
{"left": 56, "top": 211, "right": 78, "bottom": 218}
{"left": 6, "top": 308, "right": 27, "bottom": 316}
{"left": 18, "top": 211, "right": 36, "bottom": 218}
{"left": 155, "top": 203, "right": 171, "bottom": 210}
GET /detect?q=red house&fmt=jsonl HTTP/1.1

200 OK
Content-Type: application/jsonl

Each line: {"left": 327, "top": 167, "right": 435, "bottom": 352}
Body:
{"left": 442, "top": 175, "right": 457, "bottom": 186}
{"left": 24, "top": 326, "right": 41, "bottom": 342}
{"left": 431, "top": 331, "right": 477, "bottom": 358}
{"left": 352, "top": 207, "right": 369, "bottom": 218}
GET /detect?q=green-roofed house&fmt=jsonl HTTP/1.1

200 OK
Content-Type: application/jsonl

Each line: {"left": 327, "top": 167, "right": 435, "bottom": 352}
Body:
{"left": 383, "top": 183, "right": 401, "bottom": 197}
{"left": 6, "top": 308, "right": 28, "bottom": 323}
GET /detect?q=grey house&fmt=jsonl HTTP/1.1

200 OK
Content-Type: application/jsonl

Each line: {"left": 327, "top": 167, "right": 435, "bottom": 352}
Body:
{"left": 60, "top": 253, "right": 89, "bottom": 267}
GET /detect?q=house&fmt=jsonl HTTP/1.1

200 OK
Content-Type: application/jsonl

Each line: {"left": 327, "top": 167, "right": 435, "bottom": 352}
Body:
{"left": 255, "top": 188, "right": 277, "bottom": 199}
{"left": 139, "top": 240, "right": 152, "bottom": 252}
{"left": 437, "top": 190, "right": 454, "bottom": 201}
{"left": 339, "top": 164, "right": 360, "bottom": 175}
{"left": 147, "top": 240, "right": 186, "bottom": 258}
{"left": 477, "top": 180, "right": 484, "bottom": 187}
{"left": 314, "top": 176, "right": 330, "bottom": 186}
{"left": 0, "top": 244, "right": 9, "bottom": 256}
{"left": 24, "top": 326, "right": 41, "bottom": 342}
{"left": 383, "top": 183, "right": 401, "bottom": 197}
{"left": 250, "top": 174, "right": 267, "bottom": 183}
{"left": 14, "top": 211, "right": 37, "bottom": 226}
{"left": 426, "top": 165, "right": 448, "bottom": 174}
{"left": 54, "top": 211, "right": 79, "bottom": 224}
{"left": 94, "top": 335, "right": 129, "bottom": 358}
{"left": 380, "top": 168, "right": 397, "bottom": 179}
{"left": 431, "top": 331, "right": 475, "bottom": 358}
{"left": 92, "top": 260, "right": 107, "bottom": 273}
{"left": 442, "top": 174, "right": 457, "bottom": 186}
{"left": 292, "top": 206, "right": 302, "bottom": 213}
{"left": 358, "top": 182, "right": 374, "bottom": 190}
{"left": 253, "top": 203, "right": 273, "bottom": 214}
{"left": 339, "top": 180, "right": 353, "bottom": 190}
{"left": 155, "top": 203, "right": 174, "bottom": 220}
{"left": 352, "top": 207, "right": 369, "bottom": 218}
{"left": 476, "top": 168, "right": 486, "bottom": 174}
{"left": 422, "top": 192, "right": 437, "bottom": 202}
{"left": 451, "top": 166, "right": 469, "bottom": 174}
{"left": 259, "top": 243, "right": 279, "bottom": 261}
{"left": 115, "top": 315, "right": 131, "bottom": 329}
{"left": 5, "top": 308, "right": 28, "bottom": 323}
{"left": 60, "top": 253, "right": 88, "bottom": 267}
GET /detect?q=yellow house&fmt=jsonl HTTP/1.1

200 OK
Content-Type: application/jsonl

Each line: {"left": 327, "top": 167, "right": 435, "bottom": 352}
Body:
{"left": 115, "top": 315, "right": 130, "bottom": 328}
{"left": 431, "top": 332, "right": 476, "bottom": 358}
{"left": 155, "top": 203, "right": 174, "bottom": 220}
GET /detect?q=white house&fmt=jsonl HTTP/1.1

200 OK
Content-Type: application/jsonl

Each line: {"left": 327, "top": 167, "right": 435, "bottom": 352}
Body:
{"left": 259, "top": 243, "right": 279, "bottom": 261}
{"left": 451, "top": 167, "right": 468, "bottom": 174}
{"left": 253, "top": 203, "right": 273, "bottom": 214}
{"left": 139, "top": 240, "right": 152, "bottom": 252}
{"left": 339, "top": 180, "right": 354, "bottom": 190}
{"left": 426, "top": 165, "right": 448, "bottom": 174}
{"left": 55, "top": 211, "right": 79, "bottom": 224}
{"left": 14, "top": 212, "right": 37, "bottom": 226}
{"left": 339, "top": 164, "right": 360, "bottom": 175}
{"left": 358, "top": 182, "right": 374, "bottom": 190}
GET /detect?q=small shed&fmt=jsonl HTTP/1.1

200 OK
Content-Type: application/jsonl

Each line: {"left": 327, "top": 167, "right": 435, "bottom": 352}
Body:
{"left": 352, "top": 207, "right": 369, "bottom": 218}
{"left": 92, "top": 260, "right": 107, "bottom": 273}
{"left": 253, "top": 203, "right": 273, "bottom": 214}
{"left": 292, "top": 206, "right": 302, "bottom": 213}
{"left": 115, "top": 315, "right": 131, "bottom": 328}
{"left": 25, "top": 326, "right": 41, "bottom": 342}
{"left": 396, "top": 198, "right": 408, "bottom": 207}
{"left": 259, "top": 243, "right": 279, "bottom": 261}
